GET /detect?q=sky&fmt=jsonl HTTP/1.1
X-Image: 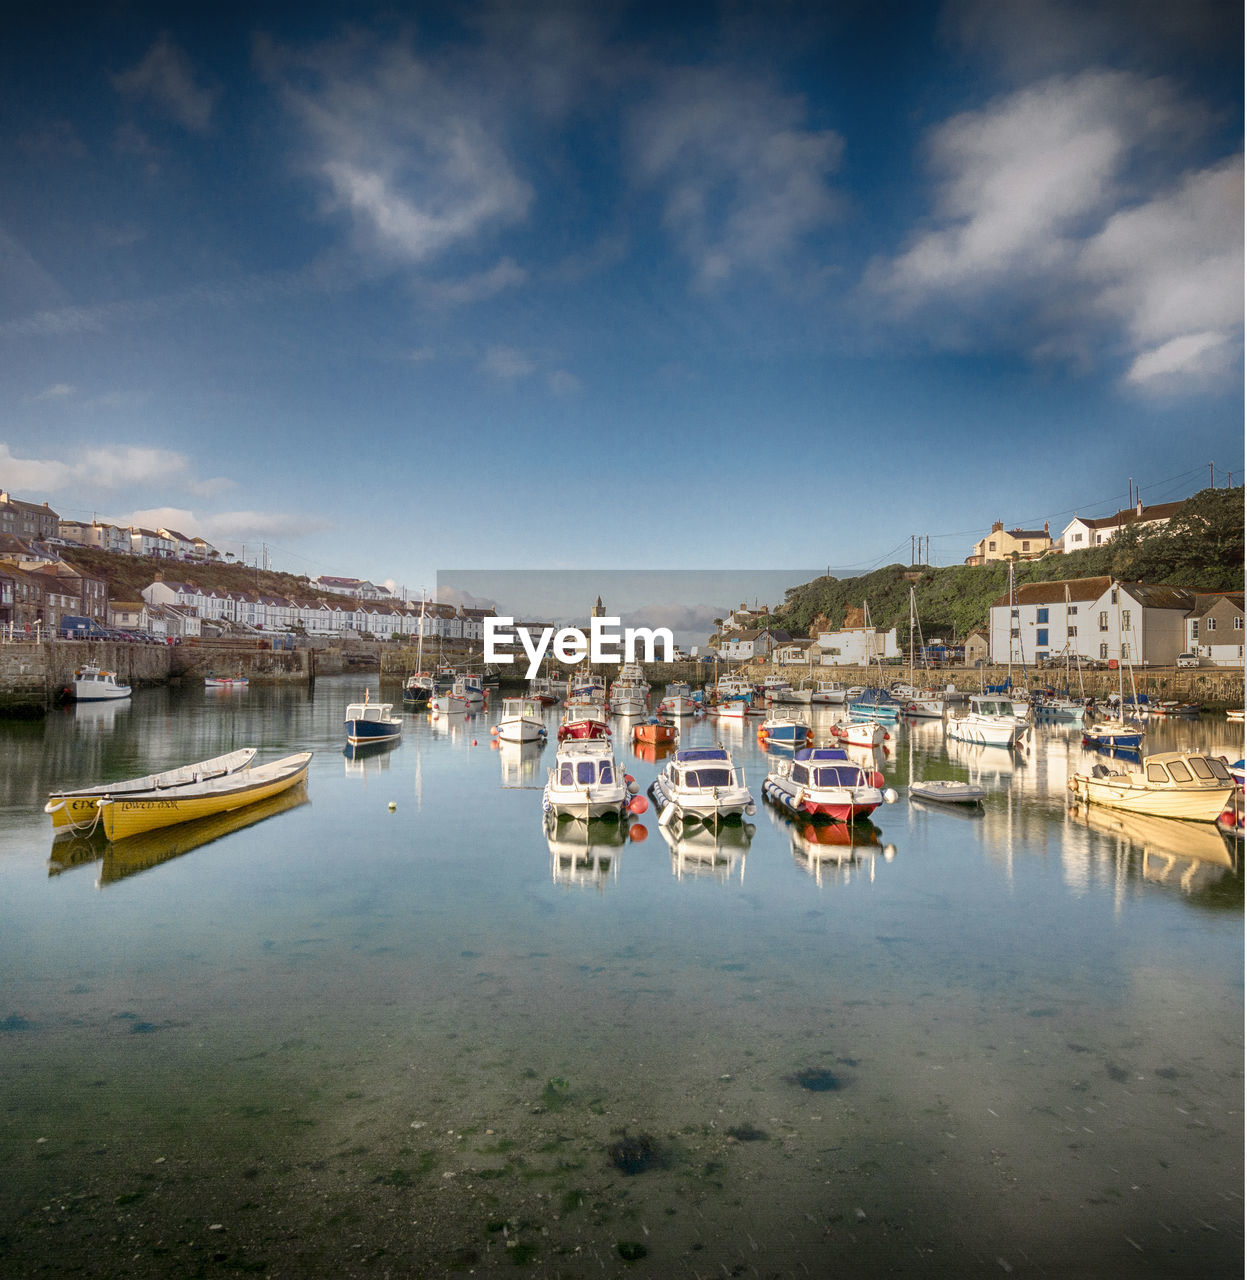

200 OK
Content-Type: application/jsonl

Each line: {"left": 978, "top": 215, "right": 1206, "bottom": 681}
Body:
{"left": 0, "top": 0, "right": 1242, "bottom": 612}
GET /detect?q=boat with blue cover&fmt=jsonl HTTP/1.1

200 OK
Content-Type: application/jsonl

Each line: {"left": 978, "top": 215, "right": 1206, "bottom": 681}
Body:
{"left": 848, "top": 687, "right": 902, "bottom": 722}
{"left": 762, "top": 747, "right": 896, "bottom": 822}
{"left": 650, "top": 746, "right": 755, "bottom": 826}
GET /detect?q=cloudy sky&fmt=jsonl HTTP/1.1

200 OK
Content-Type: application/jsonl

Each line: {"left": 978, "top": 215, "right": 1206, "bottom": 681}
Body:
{"left": 1, "top": 0, "right": 1241, "bottom": 602}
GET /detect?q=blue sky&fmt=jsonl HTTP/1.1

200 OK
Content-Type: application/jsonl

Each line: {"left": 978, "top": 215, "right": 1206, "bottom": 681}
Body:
{"left": 1, "top": 0, "right": 1241, "bottom": 606}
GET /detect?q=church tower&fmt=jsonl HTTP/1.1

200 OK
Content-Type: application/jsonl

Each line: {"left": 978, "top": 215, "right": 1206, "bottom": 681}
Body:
{"left": 591, "top": 594, "right": 605, "bottom": 618}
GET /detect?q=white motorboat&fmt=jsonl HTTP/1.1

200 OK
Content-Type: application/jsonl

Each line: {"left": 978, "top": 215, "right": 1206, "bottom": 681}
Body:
{"left": 608, "top": 676, "right": 648, "bottom": 717}
{"left": 453, "top": 675, "right": 485, "bottom": 707}
{"left": 542, "top": 739, "right": 631, "bottom": 820}
{"left": 811, "top": 681, "right": 846, "bottom": 704}
{"left": 71, "top": 665, "right": 131, "bottom": 702}
{"left": 649, "top": 746, "right": 755, "bottom": 826}
{"left": 762, "top": 747, "right": 896, "bottom": 822}
{"left": 658, "top": 682, "right": 699, "bottom": 716}
{"left": 945, "top": 696, "right": 1031, "bottom": 748}
{"left": 496, "top": 697, "right": 547, "bottom": 743}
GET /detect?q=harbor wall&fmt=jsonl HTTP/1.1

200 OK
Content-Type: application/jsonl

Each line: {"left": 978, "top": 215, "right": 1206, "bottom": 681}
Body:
{"left": 0, "top": 640, "right": 333, "bottom": 714}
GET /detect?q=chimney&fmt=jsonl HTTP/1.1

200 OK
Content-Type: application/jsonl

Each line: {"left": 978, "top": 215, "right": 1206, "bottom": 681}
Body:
{"left": 992, "top": 520, "right": 1003, "bottom": 532}
{"left": 1136, "top": 498, "right": 1143, "bottom": 516}
{"left": 1043, "top": 521, "right": 1049, "bottom": 534}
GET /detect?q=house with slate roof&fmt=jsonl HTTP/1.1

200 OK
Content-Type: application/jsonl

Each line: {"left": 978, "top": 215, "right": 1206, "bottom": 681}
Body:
{"left": 1058, "top": 499, "right": 1184, "bottom": 552}
{"left": 965, "top": 521, "right": 1052, "bottom": 565}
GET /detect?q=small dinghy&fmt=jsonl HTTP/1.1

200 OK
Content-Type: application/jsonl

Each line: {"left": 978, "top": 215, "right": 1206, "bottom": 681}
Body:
{"left": 908, "top": 780, "right": 986, "bottom": 806}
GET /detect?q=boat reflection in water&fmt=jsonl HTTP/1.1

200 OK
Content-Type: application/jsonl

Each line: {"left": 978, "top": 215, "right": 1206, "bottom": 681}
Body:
{"left": 344, "top": 737, "right": 399, "bottom": 778}
{"left": 499, "top": 739, "right": 546, "bottom": 789}
{"left": 48, "top": 783, "right": 310, "bottom": 887}
{"left": 544, "top": 812, "right": 637, "bottom": 890}
{"left": 1067, "top": 804, "right": 1239, "bottom": 900}
{"left": 630, "top": 738, "right": 677, "bottom": 766}
{"left": 765, "top": 806, "right": 895, "bottom": 887}
{"left": 72, "top": 698, "right": 129, "bottom": 733}
{"left": 659, "top": 819, "right": 754, "bottom": 883}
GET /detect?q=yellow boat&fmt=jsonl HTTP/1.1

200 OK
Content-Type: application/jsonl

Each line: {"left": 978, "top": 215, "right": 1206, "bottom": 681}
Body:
{"left": 97, "top": 752, "right": 313, "bottom": 841}
{"left": 99, "top": 783, "right": 310, "bottom": 886}
{"left": 1068, "top": 750, "right": 1236, "bottom": 822}
{"left": 45, "top": 748, "right": 258, "bottom": 831}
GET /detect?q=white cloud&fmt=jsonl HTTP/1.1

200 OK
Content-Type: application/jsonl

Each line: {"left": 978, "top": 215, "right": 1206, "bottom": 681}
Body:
{"left": 870, "top": 71, "right": 1203, "bottom": 305}
{"left": 32, "top": 383, "right": 75, "bottom": 401}
{"left": 481, "top": 345, "right": 535, "bottom": 379}
{"left": 1078, "top": 154, "right": 1242, "bottom": 388}
{"left": 0, "top": 443, "right": 72, "bottom": 490}
{"left": 1124, "top": 332, "right": 1233, "bottom": 388}
{"left": 629, "top": 67, "right": 844, "bottom": 288}
{"left": 112, "top": 35, "right": 216, "bottom": 133}
{"left": 425, "top": 257, "right": 527, "bottom": 304}
{"left": 260, "top": 31, "right": 533, "bottom": 268}
{"left": 547, "top": 369, "right": 581, "bottom": 396}
{"left": 865, "top": 69, "right": 1240, "bottom": 394}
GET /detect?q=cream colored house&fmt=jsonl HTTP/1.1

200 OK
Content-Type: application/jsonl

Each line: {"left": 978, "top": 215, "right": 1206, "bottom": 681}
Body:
{"left": 966, "top": 521, "right": 1052, "bottom": 565}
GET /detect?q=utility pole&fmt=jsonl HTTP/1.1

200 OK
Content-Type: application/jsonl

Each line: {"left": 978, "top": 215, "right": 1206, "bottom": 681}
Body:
{"left": 1210, "top": 461, "right": 1215, "bottom": 488}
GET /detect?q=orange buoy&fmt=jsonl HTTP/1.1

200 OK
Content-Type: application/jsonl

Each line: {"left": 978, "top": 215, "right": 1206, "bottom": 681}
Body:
{"left": 628, "top": 795, "right": 649, "bottom": 815}
{"left": 628, "top": 823, "right": 649, "bottom": 842}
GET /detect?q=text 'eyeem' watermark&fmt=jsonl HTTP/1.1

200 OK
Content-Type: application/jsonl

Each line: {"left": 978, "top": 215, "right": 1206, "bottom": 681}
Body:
{"left": 485, "top": 615, "right": 673, "bottom": 679}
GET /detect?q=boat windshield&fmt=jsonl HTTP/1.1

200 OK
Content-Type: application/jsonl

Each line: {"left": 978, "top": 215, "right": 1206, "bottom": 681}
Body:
{"left": 1166, "top": 760, "right": 1192, "bottom": 783}
{"left": 814, "top": 767, "right": 865, "bottom": 787}
{"left": 682, "top": 767, "right": 732, "bottom": 789}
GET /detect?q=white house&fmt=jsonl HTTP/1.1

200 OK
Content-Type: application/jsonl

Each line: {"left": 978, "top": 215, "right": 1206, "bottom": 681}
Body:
{"left": 774, "top": 639, "right": 815, "bottom": 666}
{"left": 816, "top": 613, "right": 899, "bottom": 666}
{"left": 988, "top": 576, "right": 1196, "bottom": 666}
{"left": 1058, "top": 499, "right": 1184, "bottom": 552}
{"left": 157, "top": 527, "right": 198, "bottom": 559}
{"left": 130, "top": 527, "right": 177, "bottom": 558}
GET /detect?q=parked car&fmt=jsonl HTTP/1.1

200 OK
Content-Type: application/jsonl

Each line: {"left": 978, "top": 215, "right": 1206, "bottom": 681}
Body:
{"left": 1176, "top": 652, "right": 1200, "bottom": 668}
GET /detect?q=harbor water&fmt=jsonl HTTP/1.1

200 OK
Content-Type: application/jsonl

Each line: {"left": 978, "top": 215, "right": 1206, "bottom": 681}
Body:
{"left": 0, "top": 676, "right": 1242, "bottom": 1277}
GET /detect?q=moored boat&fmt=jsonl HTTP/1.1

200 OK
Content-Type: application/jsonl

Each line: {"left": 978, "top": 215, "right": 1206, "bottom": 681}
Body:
{"left": 345, "top": 692, "right": 403, "bottom": 745}
{"left": 756, "top": 712, "right": 813, "bottom": 749}
{"left": 1068, "top": 751, "right": 1236, "bottom": 822}
{"left": 1081, "top": 717, "right": 1145, "bottom": 751}
{"left": 542, "top": 739, "right": 631, "bottom": 820}
{"left": 496, "top": 697, "right": 547, "bottom": 744}
{"left": 97, "top": 751, "right": 313, "bottom": 841}
{"left": 828, "top": 720, "right": 885, "bottom": 748}
{"left": 402, "top": 672, "right": 434, "bottom": 706}
{"left": 908, "top": 779, "right": 987, "bottom": 806}
{"left": 204, "top": 673, "right": 249, "bottom": 689}
{"left": 45, "top": 747, "right": 258, "bottom": 831}
{"left": 811, "top": 680, "right": 846, "bottom": 704}
{"left": 72, "top": 666, "right": 131, "bottom": 702}
{"left": 649, "top": 746, "right": 755, "bottom": 826}
{"left": 658, "top": 682, "right": 698, "bottom": 716}
{"left": 762, "top": 747, "right": 895, "bottom": 822}
{"left": 633, "top": 717, "right": 678, "bottom": 746}
{"left": 558, "top": 697, "right": 611, "bottom": 742}
{"left": 946, "top": 696, "right": 1031, "bottom": 748}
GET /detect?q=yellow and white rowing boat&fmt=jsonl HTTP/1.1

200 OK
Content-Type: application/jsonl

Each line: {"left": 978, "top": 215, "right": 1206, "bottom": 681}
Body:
{"left": 96, "top": 752, "right": 313, "bottom": 841}
{"left": 45, "top": 748, "right": 258, "bottom": 831}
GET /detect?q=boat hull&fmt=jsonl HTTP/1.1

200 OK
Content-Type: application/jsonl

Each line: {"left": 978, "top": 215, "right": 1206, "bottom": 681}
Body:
{"left": 46, "top": 748, "right": 258, "bottom": 831}
{"left": 762, "top": 776, "right": 880, "bottom": 822}
{"left": 497, "top": 719, "right": 546, "bottom": 743}
{"left": 99, "top": 753, "right": 313, "bottom": 841}
{"left": 1069, "top": 776, "right": 1234, "bottom": 821}
{"left": 345, "top": 718, "right": 402, "bottom": 745}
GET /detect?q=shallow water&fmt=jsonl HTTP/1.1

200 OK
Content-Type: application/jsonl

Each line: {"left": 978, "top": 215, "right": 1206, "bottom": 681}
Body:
{"left": 1, "top": 677, "right": 1242, "bottom": 1277}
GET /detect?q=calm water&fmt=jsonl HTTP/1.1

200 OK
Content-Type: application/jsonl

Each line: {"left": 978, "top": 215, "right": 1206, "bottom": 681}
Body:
{"left": 1, "top": 675, "right": 1242, "bottom": 1278}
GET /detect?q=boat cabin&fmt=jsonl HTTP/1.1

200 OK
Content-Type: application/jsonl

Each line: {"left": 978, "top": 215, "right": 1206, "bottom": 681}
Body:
{"left": 669, "top": 747, "right": 735, "bottom": 789}
{"left": 968, "top": 697, "right": 1017, "bottom": 718}
{"left": 556, "top": 750, "right": 618, "bottom": 788}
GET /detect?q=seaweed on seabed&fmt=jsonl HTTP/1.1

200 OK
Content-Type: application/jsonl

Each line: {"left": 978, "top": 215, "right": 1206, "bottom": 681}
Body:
{"left": 607, "top": 1131, "right": 668, "bottom": 1175}
{"left": 785, "top": 1067, "right": 841, "bottom": 1092}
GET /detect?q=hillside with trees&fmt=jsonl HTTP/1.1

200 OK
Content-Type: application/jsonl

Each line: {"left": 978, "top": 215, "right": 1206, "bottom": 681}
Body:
{"left": 57, "top": 546, "right": 334, "bottom": 607}
{"left": 769, "top": 486, "right": 1244, "bottom": 642}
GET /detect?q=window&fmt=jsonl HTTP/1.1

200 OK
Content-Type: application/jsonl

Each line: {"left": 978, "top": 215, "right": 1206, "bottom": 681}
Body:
{"left": 1121, "top": 642, "right": 1131, "bottom": 659}
{"left": 1236, "top": 617, "right": 1243, "bottom": 631}
{"left": 1121, "top": 611, "right": 1131, "bottom": 631}
{"left": 1098, "top": 611, "right": 1108, "bottom": 631}
{"left": 988, "top": 541, "right": 996, "bottom": 551}
{"left": 1206, "top": 618, "right": 1217, "bottom": 631}
{"left": 1071, "top": 532, "right": 1083, "bottom": 543}
{"left": 1068, "top": 605, "right": 1078, "bottom": 615}
{"left": 1022, "top": 541, "right": 1030, "bottom": 551}
{"left": 1037, "top": 608, "right": 1049, "bottom": 623}
{"left": 1110, "top": 589, "right": 1118, "bottom": 604}
{"left": 1099, "top": 643, "right": 1108, "bottom": 659}
{"left": 1067, "top": 626, "right": 1077, "bottom": 637}
{"left": 1037, "top": 629, "right": 1049, "bottom": 646}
